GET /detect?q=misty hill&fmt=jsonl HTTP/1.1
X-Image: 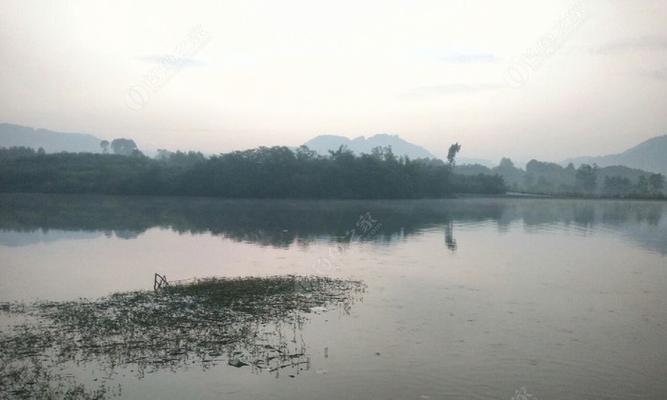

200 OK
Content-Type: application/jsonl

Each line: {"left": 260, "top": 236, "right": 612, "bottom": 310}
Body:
{"left": 456, "top": 158, "right": 664, "bottom": 196}
{"left": 564, "top": 135, "right": 667, "bottom": 175}
{"left": 304, "top": 134, "right": 435, "bottom": 159}
{"left": 0, "top": 123, "right": 104, "bottom": 153}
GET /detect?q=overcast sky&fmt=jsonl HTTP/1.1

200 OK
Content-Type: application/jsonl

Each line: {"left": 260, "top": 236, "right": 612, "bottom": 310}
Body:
{"left": 1, "top": 0, "right": 666, "bottom": 162}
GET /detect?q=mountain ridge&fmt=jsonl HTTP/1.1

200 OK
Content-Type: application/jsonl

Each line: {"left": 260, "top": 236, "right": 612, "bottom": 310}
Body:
{"left": 0, "top": 123, "right": 104, "bottom": 153}
{"left": 303, "top": 134, "right": 436, "bottom": 159}
{"left": 564, "top": 135, "right": 667, "bottom": 175}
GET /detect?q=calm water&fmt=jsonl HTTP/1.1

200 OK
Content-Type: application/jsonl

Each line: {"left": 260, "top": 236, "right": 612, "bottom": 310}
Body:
{"left": 1, "top": 194, "right": 666, "bottom": 399}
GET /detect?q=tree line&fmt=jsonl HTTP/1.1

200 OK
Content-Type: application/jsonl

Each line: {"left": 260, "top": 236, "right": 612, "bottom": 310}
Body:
{"left": 0, "top": 144, "right": 505, "bottom": 198}
{"left": 457, "top": 158, "right": 665, "bottom": 199}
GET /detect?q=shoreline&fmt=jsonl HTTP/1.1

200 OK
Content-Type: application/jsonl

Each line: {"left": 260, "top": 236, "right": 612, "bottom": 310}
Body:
{"left": 0, "top": 191, "right": 665, "bottom": 202}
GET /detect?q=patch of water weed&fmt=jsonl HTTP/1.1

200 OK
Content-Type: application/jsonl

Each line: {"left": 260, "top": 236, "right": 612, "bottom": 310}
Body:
{"left": 0, "top": 275, "right": 364, "bottom": 399}
{"left": 1, "top": 359, "right": 111, "bottom": 400}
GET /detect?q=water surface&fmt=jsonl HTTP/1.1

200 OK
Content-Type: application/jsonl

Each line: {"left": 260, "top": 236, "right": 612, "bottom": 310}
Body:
{"left": 1, "top": 194, "right": 666, "bottom": 399}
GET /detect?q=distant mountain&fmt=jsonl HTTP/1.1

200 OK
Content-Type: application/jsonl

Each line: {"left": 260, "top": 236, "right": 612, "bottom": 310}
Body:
{"left": 564, "top": 135, "right": 667, "bottom": 175}
{"left": 0, "top": 123, "right": 104, "bottom": 153}
{"left": 303, "top": 134, "right": 435, "bottom": 159}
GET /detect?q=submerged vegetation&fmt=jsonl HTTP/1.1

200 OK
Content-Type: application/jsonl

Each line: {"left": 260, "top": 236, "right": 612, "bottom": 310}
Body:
{"left": 0, "top": 145, "right": 505, "bottom": 198}
{"left": 0, "top": 276, "right": 364, "bottom": 399}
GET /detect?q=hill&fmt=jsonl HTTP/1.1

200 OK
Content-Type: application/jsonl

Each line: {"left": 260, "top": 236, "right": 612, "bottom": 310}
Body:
{"left": 303, "top": 134, "right": 435, "bottom": 159}
{"left": 0, "top": 123, "right": 104, "bottom": 153}
{"left": 564, "top": 135, "right": 667, "bottom": 175}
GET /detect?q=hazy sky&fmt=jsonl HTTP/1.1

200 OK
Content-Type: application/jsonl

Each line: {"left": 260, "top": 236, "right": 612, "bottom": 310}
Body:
{"left": 1, "top": 0, "right": 666, "bottom": 162}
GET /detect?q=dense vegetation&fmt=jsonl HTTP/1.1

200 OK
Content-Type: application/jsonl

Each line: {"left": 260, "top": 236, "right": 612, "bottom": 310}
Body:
{"left": 0, "top": 145, "right": 505, "bottom": 198}
{"left": 457, "top": 158, "right": 666, "bottom": 199}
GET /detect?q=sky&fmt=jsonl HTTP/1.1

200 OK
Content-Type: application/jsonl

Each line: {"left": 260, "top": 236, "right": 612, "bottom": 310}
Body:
{"left": 1, "top": 0, "right": 666, "bottom": 162}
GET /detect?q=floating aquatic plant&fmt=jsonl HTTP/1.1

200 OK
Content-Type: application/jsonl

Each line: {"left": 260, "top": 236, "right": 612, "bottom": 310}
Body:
{"left": 0, "top": 275, "right": 364, "bottom": 399}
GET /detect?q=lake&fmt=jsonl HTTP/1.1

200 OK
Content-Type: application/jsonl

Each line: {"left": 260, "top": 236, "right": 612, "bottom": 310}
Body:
{"left": 1, "top": 193, "right": 666, "bottom": 399}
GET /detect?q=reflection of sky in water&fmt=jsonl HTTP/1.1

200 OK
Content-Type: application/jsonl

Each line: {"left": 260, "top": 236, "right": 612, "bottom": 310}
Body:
{"left": 1, "top": 194, "right": 667, "bottom": 399}
{"left": 0, "top": 195, "right": 664, "bottom": 303}
{"left": 0, "top": 230, "right": 104, "bottom": 247}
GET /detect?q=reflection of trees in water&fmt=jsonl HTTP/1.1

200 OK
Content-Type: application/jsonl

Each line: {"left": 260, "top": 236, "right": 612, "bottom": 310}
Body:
{"left": 507, "top": 200, "right": 666, "bottom": 255}
{"left": 0, "top": 194, "right": 664, "bottom": 253}
{"left": 0, "top": 276, "right": 364, "bottom": 399}
{"left": 517, "top": 201, "right": 663, "bottom": 228}
{"left": 444, "top": 222, "right": 457, "bottom": 251}
{"left": 0, "top": 194, "right": 477, "bottom": 247}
